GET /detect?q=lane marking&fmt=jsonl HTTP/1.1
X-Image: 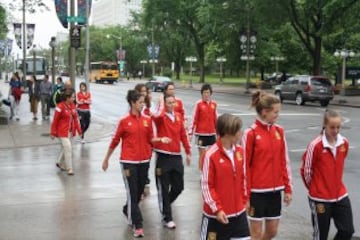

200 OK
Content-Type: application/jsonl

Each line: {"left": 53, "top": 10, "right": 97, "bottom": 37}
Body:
{"left": 231, "top": 113, "right": 321, "bottom": 116}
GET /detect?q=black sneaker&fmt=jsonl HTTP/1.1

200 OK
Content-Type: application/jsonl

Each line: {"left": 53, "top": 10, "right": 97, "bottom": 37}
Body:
{"left": 122, "top": 205, "right": 128, "bottom": 218}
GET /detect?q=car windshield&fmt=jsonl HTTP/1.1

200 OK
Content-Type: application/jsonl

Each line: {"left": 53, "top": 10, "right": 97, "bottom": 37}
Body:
{"left": 311, "top": 78, "right": 332, "bottom": 86}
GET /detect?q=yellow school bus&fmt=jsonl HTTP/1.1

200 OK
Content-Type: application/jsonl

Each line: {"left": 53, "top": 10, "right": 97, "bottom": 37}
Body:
{"left": 90, "top": 61, "right": 119, "bottom": 84}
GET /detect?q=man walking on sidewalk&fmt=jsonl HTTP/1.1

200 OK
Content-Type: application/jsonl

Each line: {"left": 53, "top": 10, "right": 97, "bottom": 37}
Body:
{"left": 39, "top": 74, "right": 52, "bottom": 120}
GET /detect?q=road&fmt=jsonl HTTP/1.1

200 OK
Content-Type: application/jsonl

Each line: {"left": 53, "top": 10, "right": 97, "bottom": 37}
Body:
{"left": 91, "top": 80, "right": 360, "bottom": 237}
{"left": 1, "top": 79, "right": 358, "bottom": 239}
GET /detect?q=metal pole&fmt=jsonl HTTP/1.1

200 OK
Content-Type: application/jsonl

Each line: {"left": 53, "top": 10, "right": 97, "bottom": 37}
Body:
{"left": 142, "top": 63, "right": 145, "bottom": 78}
{"left": 245, "top": 8, "right": 250, "bottom": 93}
{"left": 342, "top": 56, "right": 346, "bottom": 89}
{"left": 32, "top": 46, "right": 36, "bottom": 76}
{"left": 5, "top": 42, "right": 9, "bottom": 82}
{"left": 22, "top": 0, "right": 27, "bottom": 83}
{"left": 151, "top": 25, "right": 155, "bottom": 77}
{"left": 84, "top": 0, "right": 90, "bottom": 90}
{"left": 69, "top": 0, "right": 76, "bottom": 89}
{"left": 220, "top": 62, "right": 223, "bottom": 83}
{"left": 190, "top": 61, "right": 193, "bottom": 88}
{"left": 51, "top": 46, "right": 55, "bottom": 85}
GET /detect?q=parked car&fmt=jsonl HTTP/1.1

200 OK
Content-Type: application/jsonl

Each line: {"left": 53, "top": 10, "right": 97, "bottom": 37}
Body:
{"left": 274, "top": 75, "right": 334, "bottom": 107}
{"left": 145, "top": 76, "right": 172, "bottom": 92}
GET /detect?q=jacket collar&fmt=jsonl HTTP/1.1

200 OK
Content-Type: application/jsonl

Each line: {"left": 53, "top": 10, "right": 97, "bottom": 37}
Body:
{"left": 322, "top": 133, "right": 344, "bottom": 149}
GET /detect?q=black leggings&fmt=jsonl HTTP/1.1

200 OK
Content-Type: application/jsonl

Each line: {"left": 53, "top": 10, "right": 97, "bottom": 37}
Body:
{"left": 77, "top": 110, "right": 91, "bottom": 137}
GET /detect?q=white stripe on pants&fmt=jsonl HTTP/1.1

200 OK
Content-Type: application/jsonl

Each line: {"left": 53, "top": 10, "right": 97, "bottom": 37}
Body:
{"left": 57, "top": 137, "right": 72, "bottom": 169}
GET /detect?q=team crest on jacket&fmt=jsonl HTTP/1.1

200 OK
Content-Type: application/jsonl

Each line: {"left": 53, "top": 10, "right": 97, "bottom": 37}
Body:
{"left": 275, "top": 131, "right": 281, "bottom": 140}
{"left": 208, "top": 232, "right": 217, "bottom": 240}
{"left": 340, "top": 145, "right": 346, "bottom": 152}
{"left": 316, "top": 203, "right": 326, "bottom": 214}
{"left": 143, "top": 120, "right": 148, "bottom": 127}
{"left": 236, "top": 151, "right": 243, "bottom": 162}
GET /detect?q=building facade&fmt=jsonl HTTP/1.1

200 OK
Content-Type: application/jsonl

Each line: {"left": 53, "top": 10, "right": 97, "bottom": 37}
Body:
{"left": 91, "top": 0, "right": 142, "bottom": 27}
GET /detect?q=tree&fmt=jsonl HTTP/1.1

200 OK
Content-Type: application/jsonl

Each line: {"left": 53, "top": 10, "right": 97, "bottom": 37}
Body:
{"left": 0, "top": 6, "right": 8, "bottom": 39}
{"left": 142, "top": 0, "right": 214, "bottom": 82}
{"left": 276, "top": 0, "right": 360, "bottom": 75}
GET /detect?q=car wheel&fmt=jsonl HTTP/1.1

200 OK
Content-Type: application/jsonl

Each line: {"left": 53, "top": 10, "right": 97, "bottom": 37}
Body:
{"left": 295, "top": 92, "right": 304, "bottom": 105}
{"left": 320, "top": 100, "right": 329, "bottom": 107}
{"left": 275, "top": 91, "right": 283, "bottom": 103}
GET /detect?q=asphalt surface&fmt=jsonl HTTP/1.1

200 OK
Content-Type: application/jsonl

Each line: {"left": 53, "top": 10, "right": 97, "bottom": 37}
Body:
{"left": 1, "top": 78, "right": 359, "bottom": 239}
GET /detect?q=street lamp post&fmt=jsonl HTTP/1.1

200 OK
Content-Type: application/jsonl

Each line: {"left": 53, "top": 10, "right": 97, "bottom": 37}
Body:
{"left": 140, "top": 60, "right": 147, "bottom": 78}
{"left": 185, "top": 56, "right": 197, "bottom": 88}
{"left": 49, "top": 37, "right": 57, "bottom": 85}
{"left": 334, "top": 49, "right": 355, "bottom": 91}
{"left": 240, "top": 31, "right": 256, "bottom": 93}
{"left": 216, "top": 57, "right": 227, "bottom": 83}
{"left": 107, "top": 34, "right": 123, "bottom": 79}
{"left": 32, "top": 44, "right": 36, "bottom": 76}
{"left": 84, "top": 0, "right": 90, "bottom": 90}
{"left": 270, "top": 56, "right": 285, "bottom": 75}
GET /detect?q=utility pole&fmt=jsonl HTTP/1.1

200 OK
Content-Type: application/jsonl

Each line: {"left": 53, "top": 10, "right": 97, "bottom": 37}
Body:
{"left": 151, "top": 24, "right": 155, "bottom": 77}
{"left": 84, "top": 0, "right": 90, "bottom": 90}
{"left": 69, "top": 0, "right": 76, "bottom": 89}
{"left": 22, "top": 0, "right": 26, "bottom": 82}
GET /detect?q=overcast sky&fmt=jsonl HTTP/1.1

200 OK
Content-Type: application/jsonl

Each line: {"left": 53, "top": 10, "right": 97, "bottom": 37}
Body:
{"left": 1, "top": 0, "right": 67, "bottom": 56}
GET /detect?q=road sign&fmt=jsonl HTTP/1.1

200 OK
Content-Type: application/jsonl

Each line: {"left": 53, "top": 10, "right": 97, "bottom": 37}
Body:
{"left": 118, "top": 60, "right": 125, "bottom": 71}
{"left": 70, "top": 26, "right": 81, "bottom": 49}
{"left": 67, "top": 16, "right": 86, "bottom": 23}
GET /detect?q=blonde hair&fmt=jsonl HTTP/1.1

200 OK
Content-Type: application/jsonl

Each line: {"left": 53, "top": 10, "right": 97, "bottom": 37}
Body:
{"left": 251, "top": 90, "right": 280, "bottom": 115}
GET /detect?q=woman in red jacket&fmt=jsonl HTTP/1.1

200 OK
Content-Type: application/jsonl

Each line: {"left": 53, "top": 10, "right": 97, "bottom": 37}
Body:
{"left": 301, "top": 109, "right": 354, "bottom": 240}
{"left": 76, "top": 82, "right": 91, "bottom": 143}
{"left": 241, "top": 91, "right": 292, "bottom": 240}
{"left": 102, "top": 90, "right": 168, "bottom": 238}
{"left": 51, "top": 89, "right": 82, "bottom": 175}
{"left": 152, "top": 94, "right": 191, "bottom": 229}
{"left": 201, "top": 113, "right": 250, "bottom": 240}
{"left": 189, "top": 83, "right": 217, "bottom": 171}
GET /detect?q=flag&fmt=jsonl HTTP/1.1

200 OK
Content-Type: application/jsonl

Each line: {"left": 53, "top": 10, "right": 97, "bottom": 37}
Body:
{"left": 26, "top": 24, "right": 35, "bottom": 49}
{"left": 78, "top": 0, "right": 92, "bottom": 25}
{"left": 13, "top": 23, "right": 22, "bottom": 49}
{"left": 55, "top": 0, "right": 68, "bottom": 28}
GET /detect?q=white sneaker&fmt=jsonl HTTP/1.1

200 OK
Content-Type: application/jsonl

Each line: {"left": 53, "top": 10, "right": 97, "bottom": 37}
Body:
{"left": 163, "top": 220, "right": 176, "bottom": 229}
{"left": 81, "top": 139, "right": 86, "bottom": 144}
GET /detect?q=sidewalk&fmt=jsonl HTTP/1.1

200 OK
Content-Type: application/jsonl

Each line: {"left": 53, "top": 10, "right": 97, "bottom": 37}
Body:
{"left": 0, "top": 81, "right": 114, "bottom": 149}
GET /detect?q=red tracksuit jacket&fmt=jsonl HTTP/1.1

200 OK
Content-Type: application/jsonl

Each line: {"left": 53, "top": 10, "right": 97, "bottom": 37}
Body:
{"left": 152, "top": 110, "right": 191, "bottom": 155}
{"left": 76, "top": 91, "right": 91, "bottom": 110}
{"left": 241, "top": 119, "right": 293, "bottom": 195}
{"left": 189, "top": 99, "right": 217, "bottom": 136}
{"left": 51, "top": 102, "right": 81, "bottom": 138}
{"left": 109, "top": 112, "right": 154, "bottom": 163}
{"left": 201, "top": 140, "right": 247, "bottom": 218}
{"left": 301, "top": 134, "right": 349, "bottom": 202}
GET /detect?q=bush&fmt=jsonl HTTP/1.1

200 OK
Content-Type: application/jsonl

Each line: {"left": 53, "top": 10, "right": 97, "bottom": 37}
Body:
{"left": 162, "top": 67, "right": 173, "bottom": 78}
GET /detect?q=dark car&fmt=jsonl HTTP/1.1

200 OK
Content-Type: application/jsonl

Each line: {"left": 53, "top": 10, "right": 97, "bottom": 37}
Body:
{"left": 145, "top": 76, "right": 172, "bottom": 92}
{"left": 274, "top": 75, "right": 334, "bottom": 107}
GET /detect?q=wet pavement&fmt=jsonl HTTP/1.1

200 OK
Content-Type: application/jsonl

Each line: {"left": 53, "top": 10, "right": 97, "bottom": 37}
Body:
{"left": 1, "top": 79, "right": 359, "bottom": 239}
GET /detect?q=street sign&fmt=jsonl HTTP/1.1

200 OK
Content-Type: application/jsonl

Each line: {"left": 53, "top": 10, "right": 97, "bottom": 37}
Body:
{"left": 70, "top": 26, "right": 81, "bottom": 49}
{"left": 118, "top": 60, "right": 125, "bottom": 71}
{"left": 67, "top": 15, "right": 86, "bottom": 23}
